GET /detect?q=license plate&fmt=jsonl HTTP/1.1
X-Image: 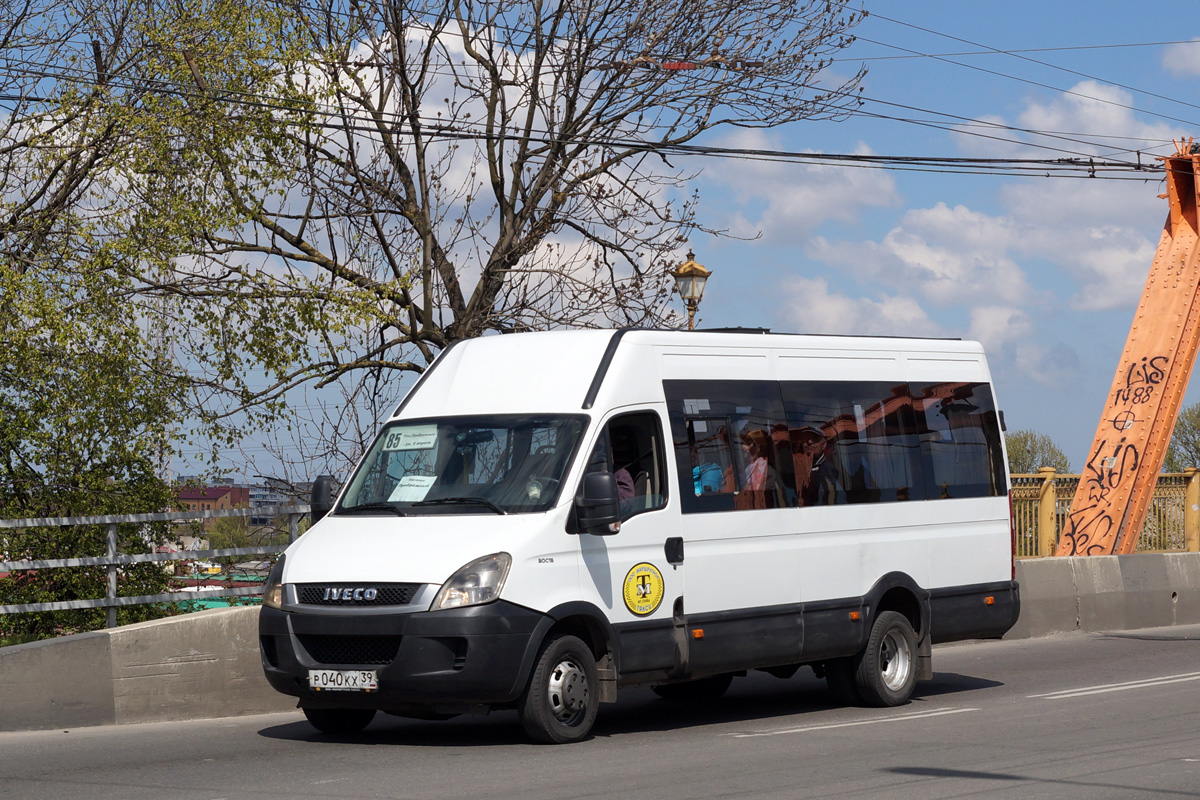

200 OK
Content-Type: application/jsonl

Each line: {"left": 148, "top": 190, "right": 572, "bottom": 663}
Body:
{"left": 308, "top": 669, "right": 378, "bottom": 692}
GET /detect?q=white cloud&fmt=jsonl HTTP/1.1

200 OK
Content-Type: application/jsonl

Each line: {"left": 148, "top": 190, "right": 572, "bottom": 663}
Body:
{"left": 701, "top": 131, "right": 901, "bottom": 243}
{"left": 776, "top": 277, "right": 942, "bottom": 337}
{"left": 998, "top": 180, "right": 1160, "bottom": 310}
{"left": 1162, "top": 39, "right": 1200, "bottom": 77}
{"left": 815, "top": 80, "right": 1172, "bottom": 317}
{"left": 808, "top": 202, "right": 1036, "bottom": 310}
{"left": 968, "top": 305, "right": 1032, "bottom": 352}
{"left": 953, "top": 80, "right": 1176, "bottom": 161}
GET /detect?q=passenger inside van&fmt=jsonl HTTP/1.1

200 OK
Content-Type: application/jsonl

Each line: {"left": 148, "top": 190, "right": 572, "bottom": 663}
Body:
{"left": 795, "top": 426, "right": 838, "bottom": 506}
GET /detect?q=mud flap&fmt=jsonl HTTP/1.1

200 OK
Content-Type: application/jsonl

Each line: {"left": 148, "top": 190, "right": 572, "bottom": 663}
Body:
{"left": 597, "top": 652, "right": 618, "bottom": 703}
{"left": 917, "top": 631, "right": 933, "bottom": 681}
{"left": 669, "top": 596, "right": 690, "bottom": 680}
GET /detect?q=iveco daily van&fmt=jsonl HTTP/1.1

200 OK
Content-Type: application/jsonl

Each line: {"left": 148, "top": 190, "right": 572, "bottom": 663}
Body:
{"left": 259, "top": 328, "right": 1020, "bottom": 743}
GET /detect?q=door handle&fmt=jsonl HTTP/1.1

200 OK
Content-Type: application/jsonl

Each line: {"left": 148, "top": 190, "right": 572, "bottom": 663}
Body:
{"left": 665, "top": 537, "right": 684, "bottom": 565}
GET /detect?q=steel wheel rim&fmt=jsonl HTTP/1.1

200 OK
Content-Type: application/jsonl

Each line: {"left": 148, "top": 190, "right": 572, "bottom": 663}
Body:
{"left": 547, "top": 658, "right": 589, "bottom": 724}
{"left": 879, "top": 629, "right": 912, "bottom": 691}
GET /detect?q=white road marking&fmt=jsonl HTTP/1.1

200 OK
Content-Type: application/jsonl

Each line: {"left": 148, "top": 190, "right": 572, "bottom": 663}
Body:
{"left": 726, "top": 707, "right": 980, "bottom": 738}
{"left": 1028, "top": 671, "right": 1200, "bottom": 700}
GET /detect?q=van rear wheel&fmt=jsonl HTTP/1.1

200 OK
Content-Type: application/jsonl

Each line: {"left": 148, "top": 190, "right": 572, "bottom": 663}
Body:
{"left": 853, "top": 611, "right": 918, "bottom": 707}
{"left": 302, "top": 707, "right": 376, "bottom": 734}
{"left": 518, "top": 634, "right": 599, "bottom": 744}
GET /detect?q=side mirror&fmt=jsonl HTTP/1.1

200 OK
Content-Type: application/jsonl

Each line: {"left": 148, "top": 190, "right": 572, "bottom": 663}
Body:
{"left": 310, "top": 475, "right": 334, "bottom": 522}
{"left": 575, "top": 472, "right": 621, "bottom": 535}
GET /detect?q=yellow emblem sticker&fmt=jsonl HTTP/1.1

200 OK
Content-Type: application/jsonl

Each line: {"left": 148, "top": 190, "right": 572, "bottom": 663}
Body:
{"left": 622, "top": 562, "right": 665, "bottom": 616}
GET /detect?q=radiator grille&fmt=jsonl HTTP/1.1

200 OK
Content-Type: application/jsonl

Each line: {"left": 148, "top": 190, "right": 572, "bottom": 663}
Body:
{"left": 297, "top": 634, "right": 402, "bottom": 666}
{"left": 297, "top": 583, "right": 421, "bottom": 606}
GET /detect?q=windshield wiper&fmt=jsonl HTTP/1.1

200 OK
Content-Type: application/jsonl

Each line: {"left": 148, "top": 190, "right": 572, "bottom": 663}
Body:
{"left": 338, "top": 502, "right": 408, "bottom": 517}
{"left": 410, "top": 496, "right": 507, "bottom": 515}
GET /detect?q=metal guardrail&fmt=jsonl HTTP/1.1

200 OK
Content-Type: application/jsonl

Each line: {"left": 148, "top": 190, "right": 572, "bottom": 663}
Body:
{"left": 0, "top": 505, "right": 309, "bottom": 626}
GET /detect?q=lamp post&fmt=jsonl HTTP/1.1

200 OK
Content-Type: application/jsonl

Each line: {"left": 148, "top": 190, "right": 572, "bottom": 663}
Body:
{"left": 670, "top": 249, "right": 711, "bottom": 331}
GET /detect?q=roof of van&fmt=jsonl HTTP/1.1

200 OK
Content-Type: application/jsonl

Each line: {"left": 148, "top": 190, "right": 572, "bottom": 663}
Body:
{"left": 392, "top": 328, "right": 989, "bottom": 419}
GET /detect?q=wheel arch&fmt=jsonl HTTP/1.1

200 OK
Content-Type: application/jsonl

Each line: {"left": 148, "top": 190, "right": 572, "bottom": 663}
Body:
{"left": 864, "top": 572, "right": 930, "bottom": 641}
{"left": 511, "top": 601, "right": 617, "bottom": 700}
{"left": 544, "top": 601, "right": 616, "bottom": 663}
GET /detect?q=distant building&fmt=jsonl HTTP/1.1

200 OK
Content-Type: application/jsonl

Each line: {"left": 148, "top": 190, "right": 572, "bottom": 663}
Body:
{"left": 246, "top": 477, "right": 308, "bottom": 525}
{"left": 176, "top": 486, "right": 250, "bottom": 531}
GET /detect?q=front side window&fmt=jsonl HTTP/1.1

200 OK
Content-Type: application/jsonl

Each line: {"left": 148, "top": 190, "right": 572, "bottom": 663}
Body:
{"left": 337, "top": 415, "right": 587, "bottom": 515}
{"left": 584, "top": 411, "right": 668, "bottom": 520}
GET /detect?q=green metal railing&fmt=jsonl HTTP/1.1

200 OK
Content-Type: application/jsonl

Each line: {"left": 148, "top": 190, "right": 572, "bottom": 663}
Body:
{"left": 1010, "top": 470, "right": 1200, "bottom": 558}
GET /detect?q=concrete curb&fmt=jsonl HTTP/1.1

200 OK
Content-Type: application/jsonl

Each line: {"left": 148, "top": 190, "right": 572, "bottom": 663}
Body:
{"left": 0, "top": 606, "right": 293, "bottom": 733}
{"left": 3, "top": 551, "right": 1200, "bottom": 733}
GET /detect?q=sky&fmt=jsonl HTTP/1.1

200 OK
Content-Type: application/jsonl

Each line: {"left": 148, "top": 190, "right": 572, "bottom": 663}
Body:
{"left": 679, "top": 0, "right": 1200, "bottom": 471}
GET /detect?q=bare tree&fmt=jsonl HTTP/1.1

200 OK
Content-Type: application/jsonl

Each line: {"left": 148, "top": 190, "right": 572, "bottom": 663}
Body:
{"left": 134, "top": 0, "right": 865, "bottom": 418}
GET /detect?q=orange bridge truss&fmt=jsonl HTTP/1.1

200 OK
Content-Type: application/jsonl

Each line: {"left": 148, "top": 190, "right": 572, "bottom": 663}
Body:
{"left": 1058, "top": 140, "right": 1200, "bottom": 556}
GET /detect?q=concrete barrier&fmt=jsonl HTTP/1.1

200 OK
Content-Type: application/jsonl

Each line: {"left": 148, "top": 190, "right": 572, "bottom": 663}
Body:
{"left": 1008, "top": 552, "right": 1200, "bottom": 639}
{"left": 0, "top": 606, "right": 294, "bottom": 733}
{"left": 3, "top": 551, "right": 1200, "bottom": 733}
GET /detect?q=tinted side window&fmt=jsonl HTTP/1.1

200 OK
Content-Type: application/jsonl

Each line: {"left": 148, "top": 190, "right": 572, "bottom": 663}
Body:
{"left": 911, "top": 382, "right": 1006, "bottom": 499}
{"left": 664, "top": 380, "right": 789, "bottom": 513}
{"left": 781, "top": 381, "right": 922, "bottom": 505}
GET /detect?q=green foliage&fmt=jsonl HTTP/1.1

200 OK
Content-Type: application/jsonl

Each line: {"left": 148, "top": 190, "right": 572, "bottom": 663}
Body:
{"left": 1005, "top": 429, "right": 1073, "bottom": 474}
{"left": 1163, "top": 401, "right": 1200, "bottom": 472}
{"left": 0, "top": 238, "right": 180, "bottom": 640}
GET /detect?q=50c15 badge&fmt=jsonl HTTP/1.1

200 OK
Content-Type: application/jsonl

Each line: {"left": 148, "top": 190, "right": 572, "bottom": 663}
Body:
{"left": 622, "top": 562, "right": 664, "bottom": 616}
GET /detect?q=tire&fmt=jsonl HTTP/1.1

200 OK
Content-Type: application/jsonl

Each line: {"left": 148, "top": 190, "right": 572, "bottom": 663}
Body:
{"left": 853, "top": 611, "right": 918, "bottom": 707}
{"left": 518, "top": 635, "right": 599, "bottom": 744}
{"left": 302, "top": 707, "right": 376, "bottom": 734}
{"left": 651, "top": 673, "right": 734, "bottom": 702}
{"left": 825, "top": 657, "right": 864, "bottom": 706}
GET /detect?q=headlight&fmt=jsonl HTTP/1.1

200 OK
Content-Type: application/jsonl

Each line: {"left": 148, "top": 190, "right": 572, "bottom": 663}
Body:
{"left": 432, "top": 553, "right": 511, "bottom": 610}
{"left": 263, "top": 556, "right": 286, "bottom": 609}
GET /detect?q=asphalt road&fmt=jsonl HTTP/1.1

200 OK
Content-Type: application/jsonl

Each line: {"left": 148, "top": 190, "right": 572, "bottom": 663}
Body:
{"left": 3, "top": 625, "right": 1200, "bottom": 800}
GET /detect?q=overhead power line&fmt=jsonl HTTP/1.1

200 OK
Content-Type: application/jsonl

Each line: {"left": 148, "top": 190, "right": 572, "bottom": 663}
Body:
{"left": 835, "top": 38, "right": 1200, "bottom": 62}
{"left": 0, "top": 34, "right": 1174, "bottom": 182}
{"left": 865, "top": 13, "right": 1200, "bottom": 158}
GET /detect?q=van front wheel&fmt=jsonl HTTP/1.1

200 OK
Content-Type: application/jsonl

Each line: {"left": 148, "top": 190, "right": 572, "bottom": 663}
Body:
{"left": 854, "top": 611, "right": 918, "bottom": 707}
{"left": 518, "top": 635, "right": 599, "bottom": 744}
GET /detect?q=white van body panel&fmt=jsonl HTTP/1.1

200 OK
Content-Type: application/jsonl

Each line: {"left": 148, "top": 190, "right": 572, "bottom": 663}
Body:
{"left": 402, "top": 330, "right": 628, "bottom": 417}
{"left": 260, "top": 328, "right": 1019, "bottom": 735}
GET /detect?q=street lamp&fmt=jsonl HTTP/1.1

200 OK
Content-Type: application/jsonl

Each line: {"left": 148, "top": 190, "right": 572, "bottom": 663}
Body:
{"left": 671, "top": 249, "right": 711, "bottom": 331}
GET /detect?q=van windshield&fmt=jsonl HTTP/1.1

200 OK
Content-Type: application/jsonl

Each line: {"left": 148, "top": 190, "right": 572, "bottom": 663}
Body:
{"left": 336, "top": 415, "right": 588, "bottom": 515}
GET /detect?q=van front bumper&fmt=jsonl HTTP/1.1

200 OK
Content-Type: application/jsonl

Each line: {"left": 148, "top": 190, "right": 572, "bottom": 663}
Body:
{"left": 259, "top": 600, "right": 548, "bottom": 712}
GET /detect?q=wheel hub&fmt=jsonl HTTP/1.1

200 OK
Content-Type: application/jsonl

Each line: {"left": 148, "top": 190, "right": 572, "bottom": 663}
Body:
{"left": 879, "top": 629, "right": 913, "bottom": 691}
{"left": 547, "top": 658, "right": 589, "bottom": 723}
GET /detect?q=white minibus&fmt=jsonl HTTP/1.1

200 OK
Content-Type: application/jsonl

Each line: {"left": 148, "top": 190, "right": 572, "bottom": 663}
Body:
{"left": 259, "top": 328, "right": 1019, "bottom": 743}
